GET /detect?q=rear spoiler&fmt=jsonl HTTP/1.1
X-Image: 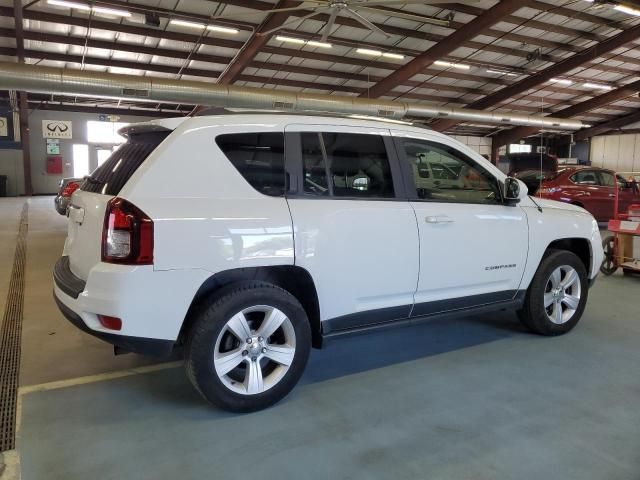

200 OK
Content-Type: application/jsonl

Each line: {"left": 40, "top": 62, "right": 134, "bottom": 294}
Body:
{"left": 118, "top": 124, "right": 173, "bottom": 139}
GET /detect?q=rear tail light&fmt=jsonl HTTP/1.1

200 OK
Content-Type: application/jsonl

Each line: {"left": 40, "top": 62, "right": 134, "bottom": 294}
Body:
{"left": 61, "top": 181, "right": 80, "bottom": 197}
{"left": 102, "top": 197, "right": 153, "bottom": 265}
{"left": 97, "top": 315, "right": 122, "bottom": 331}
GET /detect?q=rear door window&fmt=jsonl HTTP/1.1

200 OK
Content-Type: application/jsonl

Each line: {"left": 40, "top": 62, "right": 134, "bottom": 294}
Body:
{"left": 216, "top": 132, "right": 285, "bottom": 197}
{"left": 300, "top": 132, "right": 395, "bottom": 198}
{"left": 81, "top": 130, "right": 170, "bottom": 195}
{"left": 598, "top": 171, "right": 615, "bottom": 187}
{"left": 570, "top": 170, "right": 598, "bottom": 185}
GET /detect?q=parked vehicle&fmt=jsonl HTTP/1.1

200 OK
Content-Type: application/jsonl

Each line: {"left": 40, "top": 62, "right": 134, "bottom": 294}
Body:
{"left": 512, "top": 169, "right": 556, "bottom": 196}
{"left": 506, "top": 152, "right": 558, "bottom": 177}
{"left": 53, "top": 115, "right": 603, "bottom": 412}
{"left": 536, "top": 166, "right": 640, "bottom": 222}
{"left": 54, "top": 177, "right": 83, "bottom": 215}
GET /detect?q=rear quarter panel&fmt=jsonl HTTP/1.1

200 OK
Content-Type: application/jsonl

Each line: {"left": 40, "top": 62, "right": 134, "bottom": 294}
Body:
{"left": 119, "top": 118, "right": 294, "bottom": 274}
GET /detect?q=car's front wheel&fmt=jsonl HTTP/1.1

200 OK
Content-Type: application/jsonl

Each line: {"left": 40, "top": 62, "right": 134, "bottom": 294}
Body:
{"left": 185, "top": 282, "right": 311, "bottom": 412}
{"left": 518, "top": 250, "right": 589, "bottom": 336}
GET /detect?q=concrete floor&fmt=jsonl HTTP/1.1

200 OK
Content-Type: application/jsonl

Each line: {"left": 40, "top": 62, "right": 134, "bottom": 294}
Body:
{"left": 3, "top": 197, "right": 640, "bottom": 480}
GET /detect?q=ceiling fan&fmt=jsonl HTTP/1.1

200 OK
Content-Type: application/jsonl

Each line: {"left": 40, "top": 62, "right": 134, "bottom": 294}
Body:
{"left": 211, "top": 0, "right": 480, "bottom": 41}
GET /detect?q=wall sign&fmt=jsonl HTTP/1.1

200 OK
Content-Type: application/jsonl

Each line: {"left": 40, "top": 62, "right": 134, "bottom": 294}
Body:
{"left": 98, "top": 114, "right": 121, "bottom": 122}
{"left": 0, "top": 117, "right": 7, "bottom": 137}
{"left": 46, "top": 138, "right": 60, "bottom": 155}
{"left": 42, "top": 120, "right": 72, "bottom": 139}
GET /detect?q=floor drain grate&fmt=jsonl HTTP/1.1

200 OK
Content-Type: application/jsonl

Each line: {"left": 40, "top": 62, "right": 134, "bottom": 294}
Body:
{"left": 0, "top": 202, "right": 28, "bottom": 452}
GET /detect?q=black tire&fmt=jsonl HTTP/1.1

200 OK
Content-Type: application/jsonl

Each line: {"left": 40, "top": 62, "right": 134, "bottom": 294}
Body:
{"left": 518, "top": 249, "right": 589, "bottom": 336}
{"left": 600, "top": 235, "right": 617, "bottom": 276}
{"left": 185, "top": 281, "right": 311, "bottom": 412}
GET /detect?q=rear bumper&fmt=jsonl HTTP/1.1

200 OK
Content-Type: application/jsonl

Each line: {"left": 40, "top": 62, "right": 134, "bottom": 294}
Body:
{"left": 54, "top": 293, "right": 174, "bottom": 357}
{"left": 52, "top": 255, "right": 210, "bottom": 355}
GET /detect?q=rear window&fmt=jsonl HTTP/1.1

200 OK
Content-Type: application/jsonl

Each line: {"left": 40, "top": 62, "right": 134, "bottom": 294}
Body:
{"left": 81, "top": 130, "right": 170, "bottom": 195}
{"left": 215, "top": 132, "right": 285, "bottom": 197}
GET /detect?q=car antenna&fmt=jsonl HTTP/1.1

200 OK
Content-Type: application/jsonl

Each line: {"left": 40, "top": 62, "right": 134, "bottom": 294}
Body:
{"left": 529, "top": 194, "right": 543, "bottom": 213}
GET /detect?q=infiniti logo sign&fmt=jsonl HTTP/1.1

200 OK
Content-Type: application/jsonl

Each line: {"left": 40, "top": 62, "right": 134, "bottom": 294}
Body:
{"left": 42, "top": 120, "right": 72, "bottom": 139}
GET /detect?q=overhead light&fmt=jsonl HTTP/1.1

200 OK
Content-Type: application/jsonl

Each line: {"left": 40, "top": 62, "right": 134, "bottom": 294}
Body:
{"left": 614, "top": 4, "right": 640, "bottom": 16}
{"left": 307, "top": 40, "right": 332, "bottom": 49}
{"left": 548, "top": 78, "right": 573, "bottom": 85}
{"left": 47, "top": 0, "right": 130, "bottom": 16}
{"left": 356, "top": 48, "right": 403, "bottom": 60}
{"left": 93, "top": 6, "right": 131, "bottom": 17}
{"left": 486, "top": 69, "right": 518, "bottom": 77}
{"left": 207, "top": 25, "right": 240, "bottom": 34}
{"left": 275, "top": 36, "right": 306, "bottom": 45}
{"left": 433, "top": 60, "right": 470, "bottom": 70}
{"left": 276, "top": 36, "right": 333, "bottom": 48}
{"left": 357, "top": 48, "right": 383, "bottom": 56}
{"left": 583, "top": 82, "right": 613, "bottom": 90}
{"left": 47, "top": 0, "right": 90, "bottom": 10}
{"left": 169, "top": 19, "right": 238, "bottom": 34}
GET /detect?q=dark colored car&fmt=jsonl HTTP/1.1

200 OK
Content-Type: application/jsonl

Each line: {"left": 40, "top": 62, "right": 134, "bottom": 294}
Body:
{"left": 536, "top": 167, "right": 640, "bottom": 222}
{"left": 54, "top": 177, "right": 83, "bottom": 215}
{"left": 506, "top": 152, "right": 558, "bottom": 177}
{"left": 512, "top": 169, "right": 557, "bottom": 196}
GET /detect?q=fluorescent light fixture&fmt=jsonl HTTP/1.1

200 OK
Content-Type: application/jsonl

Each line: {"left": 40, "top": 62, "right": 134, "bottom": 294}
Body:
{"left": 47, "top": 0, "right": 90, "bottom": 10}
{"left": 549, "top": 78, "right": 573, "bottom": 85}
{"left": 307, "top": 40, "right": 332, "bottom": 49}
{"left": 275, "top": 36, "right": 306, "bottom": 44}
{"left": 207, "top": 25, "right": 239, "bottom": 34}
{"left": 614, "top": 4, "right": 640, "bottom": 16}
{"left": 357, "top": 48, "right": 383, "bottom": 56}
{"left": 170, "top": 19, "right": 205, "bottom": 29}
{"left": 486, "top": 69, "right": 518, "bottom": 77}
{"left": 169, "top": 19, "right": 238, "bottom": 34}
{"left": 47, "top": 0, "right": 130, "bottom": 16}
{"left": 276, "top": 36, "right": 332, "bottom": 48}
{"left": 433, "top": 60, "right": 470, "bottom": 70}
{"left": 356, "top": 48, "right": 403, "bottom": 59}
{"left": 583, "top": 82, "right": 613, "bottom": 90}
{"left": 92, "top": 6, "right": 131, "bottom": 17}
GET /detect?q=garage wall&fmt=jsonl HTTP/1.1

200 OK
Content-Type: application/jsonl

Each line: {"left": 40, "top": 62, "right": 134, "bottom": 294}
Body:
{"left": 28, "top": 110, "right": 159, "bottom": 195}
{"left": 450, "top": 135, "right": 492, "bottom": 158}
{"left": 0, "top": 149, "right": 25, "bottom": 197}
{"left": 590, "top": 133, "right": 640, "bottom": 173}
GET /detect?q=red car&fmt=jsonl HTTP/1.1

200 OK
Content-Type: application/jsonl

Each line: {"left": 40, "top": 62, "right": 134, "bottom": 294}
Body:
{"left": 536, "top": 167, "right": 640, "bottom": 222}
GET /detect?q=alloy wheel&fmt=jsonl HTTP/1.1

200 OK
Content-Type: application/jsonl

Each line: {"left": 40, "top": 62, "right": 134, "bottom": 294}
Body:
{"left": 213, "top": 305, "right": 296, "bottom": 395}
{"left": 544, "top": 265, "right": 582, "bottom": 325}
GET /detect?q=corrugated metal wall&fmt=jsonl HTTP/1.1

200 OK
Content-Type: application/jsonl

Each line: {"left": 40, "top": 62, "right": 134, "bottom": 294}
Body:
{"left": 591, "top": 133, "right": 640, "bottom": 172}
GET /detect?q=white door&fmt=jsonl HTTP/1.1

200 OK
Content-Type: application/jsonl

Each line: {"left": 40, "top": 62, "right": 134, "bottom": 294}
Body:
{"left": 392, "top": 131, "right": 528, "bottom": 315}
{"left": 285, "top": 125, "right": 420, "bottom": 332}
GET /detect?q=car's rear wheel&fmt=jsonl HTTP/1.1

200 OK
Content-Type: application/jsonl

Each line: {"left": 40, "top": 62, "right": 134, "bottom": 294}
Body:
{"left": 185, "top": 281, "right": 311, "bottom": 412}
{"left": 518, "top": 250, "right": 588, "bottom": 336}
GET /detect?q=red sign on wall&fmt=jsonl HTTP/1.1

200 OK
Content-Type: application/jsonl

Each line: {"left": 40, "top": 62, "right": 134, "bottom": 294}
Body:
{"left": 46, "top": 155, "right": 63, "bottom": 175}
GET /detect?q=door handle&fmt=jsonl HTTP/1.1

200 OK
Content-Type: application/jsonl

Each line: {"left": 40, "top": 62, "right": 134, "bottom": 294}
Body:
{"left": 608, "top": 194, "right": 616, "bottom": 197}
{"left": 425, "top": 215, "right": 454, "bottom": 224}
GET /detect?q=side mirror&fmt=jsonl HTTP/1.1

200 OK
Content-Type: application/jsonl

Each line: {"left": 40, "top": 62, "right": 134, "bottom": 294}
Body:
{"left": 503, "top": 177, "right": 526, "bottom": 205}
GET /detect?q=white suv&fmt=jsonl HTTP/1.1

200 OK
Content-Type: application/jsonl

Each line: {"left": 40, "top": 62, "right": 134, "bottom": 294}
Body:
{"left": 53, "top": 114, "right": 603, "bottom": 412}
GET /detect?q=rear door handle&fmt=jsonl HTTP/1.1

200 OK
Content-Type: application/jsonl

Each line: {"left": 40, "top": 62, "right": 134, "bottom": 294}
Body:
{"left": 425, "top": 215, "right": 454, "bottom": 224}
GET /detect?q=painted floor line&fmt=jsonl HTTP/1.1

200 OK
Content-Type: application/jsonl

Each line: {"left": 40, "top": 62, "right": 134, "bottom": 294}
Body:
{"left": 19, "top": 361, "right": 182, "bottom": 395}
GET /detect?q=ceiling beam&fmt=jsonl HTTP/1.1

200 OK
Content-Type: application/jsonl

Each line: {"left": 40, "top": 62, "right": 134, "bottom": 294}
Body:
{"left": 216, "top": 0, "right": 302, "bottom": 85}
{"left": 4, "top": 6, "right": 640, "bottom": 82}
{"left": 575, "top": 109, "right": 640, "bottom": 140}
{"left": 360, "top": 0, "right": 535, "bottom": 99}
{"left": 5, "top": 42, "right": 629, "bottom": 120}
{"left": 491, "top": 79, "right": 640, "bottom": 147}
{"left": 430, "top": 21, "right": 640, "bottom": 133}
